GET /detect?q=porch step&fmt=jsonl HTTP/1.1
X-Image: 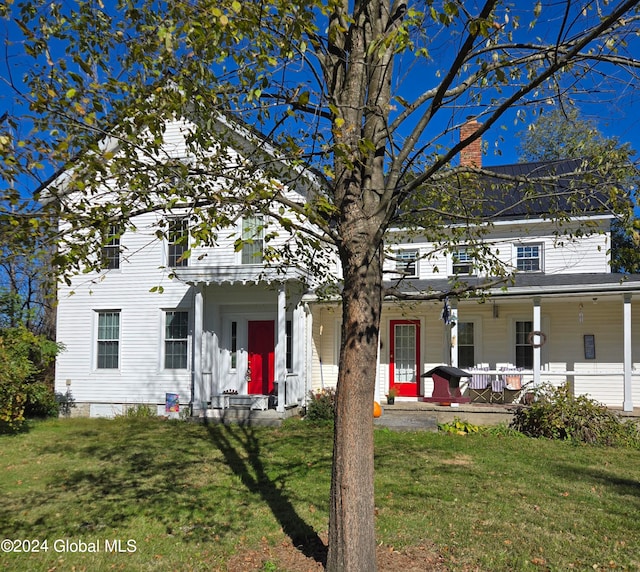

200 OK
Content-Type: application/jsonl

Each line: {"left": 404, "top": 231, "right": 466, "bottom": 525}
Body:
{"left": 374, "top": 408, "right": 438, "bottom": 431}
{"left": 201, "top": 405, "right": 300, "bottom": 427}
{"left": 376, "top": 401, "right": 520, "bottom": 429}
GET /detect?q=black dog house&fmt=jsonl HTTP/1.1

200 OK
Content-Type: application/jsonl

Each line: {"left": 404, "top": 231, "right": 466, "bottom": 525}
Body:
{"left": 421, "top": 366, "right": 471, "bottom": 404}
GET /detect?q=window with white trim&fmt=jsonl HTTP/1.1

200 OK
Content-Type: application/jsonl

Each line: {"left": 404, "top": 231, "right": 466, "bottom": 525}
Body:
{"left": 516, "top": 244, "right": 541, "bottom": 272}
{"left": 452, "top": 247, "right": 474, "bottom": 275}
{"left": 457, "top": 322, "right": 475, "bottom": 368}
{"left": 164, "top": 311, "right": 188, "bottom": 369}
{"left": 97, "top": 311, "right": 120, "bottom": 369}
{"left": 241, "top": 215, "right": 264, "bottom": 264}
{"left": 515, "top": 320, "right": 533, "bottom": 369}
{"left": 101, "top": 224, "right": 121, "bottom": 269}
{"left": 168, "top": 219, "right": 189, "bottom": 267}
{"left": 396, "top": 249, "right": 418, "bottom": 277}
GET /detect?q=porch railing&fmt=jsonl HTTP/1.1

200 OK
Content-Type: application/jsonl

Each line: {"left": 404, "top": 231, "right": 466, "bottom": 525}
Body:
{"left": 277, "top": 373, "right": 304, "bottom": 412}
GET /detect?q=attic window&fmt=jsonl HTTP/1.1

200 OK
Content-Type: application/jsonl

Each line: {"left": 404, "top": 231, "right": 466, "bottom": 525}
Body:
{"left": 241, "top": 215, "right": 264, "bottom": 264}
{"left": 168, "top": 219, "right": 189, "bottom": 268}
{"left": 102, "top": 224, "right": 121, "bottom": 270}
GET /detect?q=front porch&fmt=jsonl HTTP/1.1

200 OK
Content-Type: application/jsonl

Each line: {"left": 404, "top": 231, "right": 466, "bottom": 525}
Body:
{"left": 174, "top": 266, "right": 311, "bottom": 415}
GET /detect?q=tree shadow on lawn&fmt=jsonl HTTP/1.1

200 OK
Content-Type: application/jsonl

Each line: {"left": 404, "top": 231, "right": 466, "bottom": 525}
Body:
{"left": 204, "top": 420, "right": 328, "bottom": 567}
{"left": 552, "top": 462, "right": 640, "bottom": 499}
{"left": 0, "top": 418, "right": 328, "bottom": 566}
{"left": 0, "top": 420, "right": 241, "bottom": 543}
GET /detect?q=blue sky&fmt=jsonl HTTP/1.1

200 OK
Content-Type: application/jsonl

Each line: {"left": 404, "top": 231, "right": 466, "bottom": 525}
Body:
{"left": 483, "top": 85, "right": 640, "bottom": 168}
{"left": 1, "top": 2, "right": 639, "bottom": 180}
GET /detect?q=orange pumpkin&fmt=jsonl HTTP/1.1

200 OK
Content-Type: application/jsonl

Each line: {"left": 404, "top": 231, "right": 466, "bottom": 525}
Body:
{"left": 373, "top": 401, "right": 382, "bottom": 418}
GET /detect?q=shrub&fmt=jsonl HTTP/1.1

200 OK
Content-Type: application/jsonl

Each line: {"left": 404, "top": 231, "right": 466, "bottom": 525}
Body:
{"left": 119, "top": 403, "right": 156, "bottom": 418}
{"left": 24, "top": 382, "right": 60, "bottom": 418}
{"left": 0, "top": 326, "right": 61, "bottom": 433}
{"left": 0, "top": 380, "right": 27, "bottom": 432}
{"left": 306, "top": 387, "right": 336, "bottom": 422}
{"left": 56, "top": 389, "right": 76, "bottom": 417}
{"left": 510, "top": 382, "right": 640, "bottom": 447}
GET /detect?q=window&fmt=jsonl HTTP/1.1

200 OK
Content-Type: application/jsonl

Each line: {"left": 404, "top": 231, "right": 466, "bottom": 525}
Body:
{"left": 452, "top": 247, "right": 474, "bottom": 275}
{"left": 515, "top": 320, "right": 533, "bottom": 369}
{"left": 102, "top": 225, "right": 121, "bottom": 269}
{"left": 97, "top": 311, "right": 120, "bottom": 369}
{"left": 516, "top": 244, "right": 541, "bottom": 272}
{"left": 396, "top": 250, "right": 418, "bottom": 277}
{"left": 230, "top": 321, "right": 238, "bottom": 369}
{"left": 286, "top": 319, "right": 293, "bottom": 371}
{"left": 457, "top": 322, "right": 475, "bottom": 368}
{"left": 241, "top": 215, "right": 264, "bottom": 264}
{"left": 165, "top": 311, "right": 188, "bottom": 369}
{"left": 168, "top": 219, "right": 189, "bottom": 267}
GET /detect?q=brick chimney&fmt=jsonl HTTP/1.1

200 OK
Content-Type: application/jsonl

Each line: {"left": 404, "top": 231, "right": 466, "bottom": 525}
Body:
{"left": 459, "top": 118, "right": 482, "bottom": 167}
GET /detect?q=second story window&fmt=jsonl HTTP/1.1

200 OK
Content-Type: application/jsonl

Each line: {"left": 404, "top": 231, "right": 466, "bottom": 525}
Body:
{"left": 102, "top": 224, "right": 121, "bottom": 270}
{"left": 241, "top": 215, "right": 264, "bottom": 264}
{"left": 516, "top": 244, "right": 541, "bottom": 272}
{"left": 396, "top": 250, "right": 418, "bottom": 277}
{"left": 168, "top": 219, "right": 189, "bottom": 267}
{"left": 452, "top": 247, "right": 474, "bottom": 275}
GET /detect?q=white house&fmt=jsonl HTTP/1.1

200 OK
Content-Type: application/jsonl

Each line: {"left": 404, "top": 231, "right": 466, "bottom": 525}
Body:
{"left": 54, "top": 120, "right": 640, "bottom": 416}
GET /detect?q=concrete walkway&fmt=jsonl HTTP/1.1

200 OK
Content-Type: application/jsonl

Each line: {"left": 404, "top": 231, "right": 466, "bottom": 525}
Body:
{"left": 373, "top": 400, "right": 640, "bottom": 431}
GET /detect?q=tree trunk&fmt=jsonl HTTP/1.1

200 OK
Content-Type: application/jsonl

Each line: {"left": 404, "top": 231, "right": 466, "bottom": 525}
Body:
{"left": 327, "top": 237, "right": 383, "bottom": 572}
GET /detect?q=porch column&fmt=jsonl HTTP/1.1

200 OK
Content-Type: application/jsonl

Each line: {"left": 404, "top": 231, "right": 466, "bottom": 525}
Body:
{"left": 533, "top": 297, "right": 541, "bottom": 386}
{"left": 276, "top": 284, "right": 287, "bottom": 412}
{"left": 305, "top": 304, "right": 314, "bottom": 404}
{"left": 192, "top": 284, "right": 205, "bottom": 414}
{"left": 209, "top": 302, "right": 221, "bottom": 396}
{"left": 292, "top": 299, "right": 306, "bottom": 406}
{"left": 450, "top": 300, "right": 459, "bottom": 367}
{"left": 623, "top": 293, "right": 633, "bottom": 411}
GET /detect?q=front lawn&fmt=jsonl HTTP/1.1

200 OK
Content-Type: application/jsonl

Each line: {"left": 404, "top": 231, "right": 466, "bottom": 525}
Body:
{"left": 1, "top": 417, "right": 638, "bottom": 571}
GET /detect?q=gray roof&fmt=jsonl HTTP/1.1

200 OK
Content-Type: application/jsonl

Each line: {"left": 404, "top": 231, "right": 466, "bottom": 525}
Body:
{"left": 478, "top": 159, "right": 614, "bottom": 220}
{"left": 385, "top": 273, "right": 640, "bottom": 299}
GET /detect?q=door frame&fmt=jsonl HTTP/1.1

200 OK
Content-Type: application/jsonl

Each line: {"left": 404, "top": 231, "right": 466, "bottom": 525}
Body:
{"left": 247, "top": 320, "right": 275, "bottom": 395}
{"left": 389, "top": 319, "right": 421, "bottom": 397}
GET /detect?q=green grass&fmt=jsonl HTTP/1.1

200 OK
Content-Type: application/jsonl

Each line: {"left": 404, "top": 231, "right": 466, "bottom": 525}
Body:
{"left": 1, "top": 417, "right": 639, "bottom": 571}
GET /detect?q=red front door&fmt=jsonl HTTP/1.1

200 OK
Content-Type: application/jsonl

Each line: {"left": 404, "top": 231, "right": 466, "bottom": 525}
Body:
{"left": 389, "top": 320, "right": 420, "bottom": 397}
{"left": 247, "top": 320, "right": 275, "bottom": 395}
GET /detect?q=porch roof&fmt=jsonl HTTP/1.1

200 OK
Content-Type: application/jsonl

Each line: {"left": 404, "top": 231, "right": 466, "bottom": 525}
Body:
{"left": 384, "top": 272, "right": 640, "bottom": 300}
{"left": 172, "top": 264, "right": 310, "bottom": 286}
